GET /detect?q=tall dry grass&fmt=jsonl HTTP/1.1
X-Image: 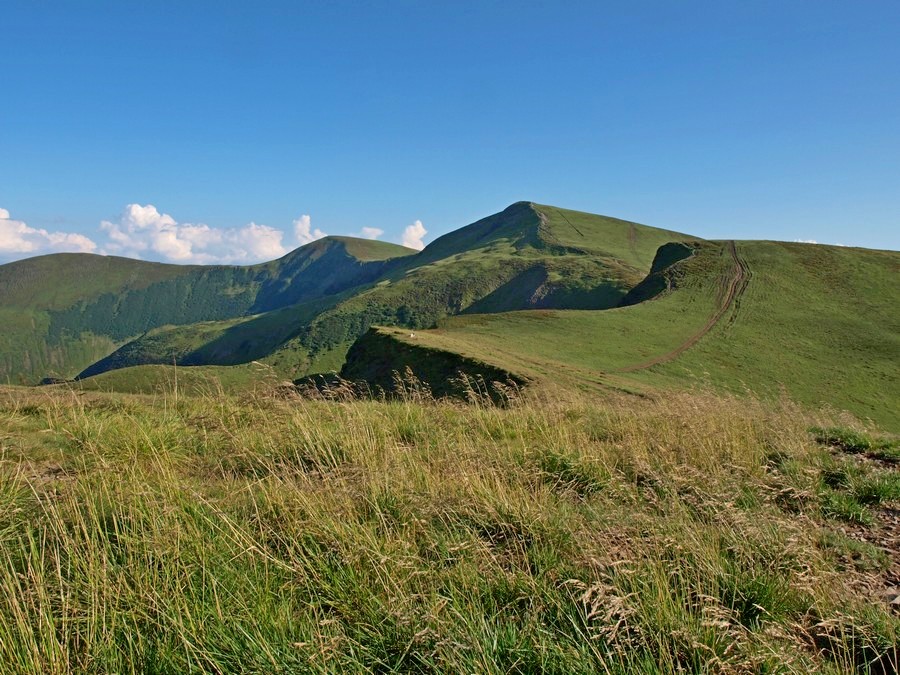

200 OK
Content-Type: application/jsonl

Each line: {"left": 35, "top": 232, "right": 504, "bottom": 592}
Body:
{"left": 0, "top": 381, "right": 895, "bottom": 673}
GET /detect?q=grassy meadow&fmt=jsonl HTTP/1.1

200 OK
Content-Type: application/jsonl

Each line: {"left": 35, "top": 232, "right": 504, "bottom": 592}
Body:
{"left": 0, "top": 378, "right": 897, "bottom": 673}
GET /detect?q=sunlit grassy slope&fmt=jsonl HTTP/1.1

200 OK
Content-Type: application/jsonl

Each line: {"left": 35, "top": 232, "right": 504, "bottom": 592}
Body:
{"left": 346, "top": 241, "right": 900, "bottom": 430}
{"left": 0, "top": 384, "right": 896, "bottom": 672}
{"left": 531, "top": 203, "right": 693, "bottom": 269}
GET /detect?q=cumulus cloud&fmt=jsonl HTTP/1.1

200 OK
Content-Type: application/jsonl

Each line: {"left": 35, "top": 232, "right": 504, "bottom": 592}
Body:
{"left": 1, "top": 202, "right": 413, "bottom": 265}
{"left": 359, "top": 227, "right": 384, "bottom": 240}
{"left": 793, "top": 238, "right": 846, "bottom": 247}
{"left": 401, "top": 219, "right": 427, "bottom": 250}
{"left": 98, "top": 203, "right": 301, "bottom": 264}
{"left": 235, "top": 222, "right": 293, "bottom": 260}
{"left": 293, "top": 214, "right": 326, "bottom": 245}
{"left": 0, "top": 207, "right": 97, "bottom": 258}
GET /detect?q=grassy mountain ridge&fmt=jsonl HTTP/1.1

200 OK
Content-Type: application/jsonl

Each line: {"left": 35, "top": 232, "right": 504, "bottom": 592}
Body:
{"left": 343, "top": 240, "right": 900, "bottom": 430}
{"left": 3, "top": 201, "right": 897, "bottom": 436}
{"left": 533, "top": 204, "right": 695, "bottom": 269}
{"left": 36, "top": 203, "right": 696, "bottom": 382}
{"left": 248, "top": 236, "right": 416, "bottom": 313}
{"left": 76, "top": 293, "right": 348, "bottom": 379}
{"left": 261, "top": 203, "right": 696, "bottom": 369}
{"left": 0, "top": 253, "right": 198, "bottom": 310}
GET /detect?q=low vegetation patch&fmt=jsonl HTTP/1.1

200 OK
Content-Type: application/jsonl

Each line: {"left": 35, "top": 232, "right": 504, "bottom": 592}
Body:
{"left": 812, "top": 426, "right": 900, "bottom": 463}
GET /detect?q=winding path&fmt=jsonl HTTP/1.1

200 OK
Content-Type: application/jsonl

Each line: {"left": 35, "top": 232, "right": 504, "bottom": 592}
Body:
{"left": 616, "top": 241, "right": 749, "bottom": 373}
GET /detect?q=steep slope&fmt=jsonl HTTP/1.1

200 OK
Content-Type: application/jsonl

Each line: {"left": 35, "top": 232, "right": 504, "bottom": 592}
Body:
{"left": 76, "top": 293, "right": 347, "bottom": 379}
{"left": 342, "top": 241, "right": 900, "bottom": 430}
{"left": 0, "top": 238, "right": 415, "bottom": 383}
{"left": 76, "top": 203, "right": 698, "bottom": 380}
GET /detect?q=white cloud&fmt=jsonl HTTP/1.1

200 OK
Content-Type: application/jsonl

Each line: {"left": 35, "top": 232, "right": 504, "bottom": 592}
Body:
{"left": 1, "top": 203, "right": 404, "bottom": 265}
{"left": 793, "top": 238, "right": 846, "bottom": 247}
{"left": 401, "top": 219, "right": 427, "bottom": 250}
{"left": 98, "top": 203, "right": 297, "bottom": 264}
{"left": 359, "top": 226, "right": 384, "bottom": 240}
{"left": 230, "top": 222, "right": 290, "bottom": 261}
{"left": 293, "top": 214, "right": 326, "bottom": 245}
{"left": 0, "top": 207, "right": 97, "bottom": 257}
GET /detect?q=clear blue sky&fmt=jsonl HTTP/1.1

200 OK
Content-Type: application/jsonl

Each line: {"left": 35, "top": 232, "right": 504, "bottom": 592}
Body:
{"left": 1, "top": 1, "right": 898, "bottom": 263}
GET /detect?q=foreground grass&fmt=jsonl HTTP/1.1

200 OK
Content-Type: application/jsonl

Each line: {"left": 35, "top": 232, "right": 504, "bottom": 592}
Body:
{"left": 0, "top": 384, "right": 897, "bottom": 673}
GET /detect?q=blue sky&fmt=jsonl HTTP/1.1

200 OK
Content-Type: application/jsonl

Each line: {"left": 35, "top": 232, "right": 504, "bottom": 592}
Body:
{"left": 1, "top": 1, "right": 898, "bottom": 263}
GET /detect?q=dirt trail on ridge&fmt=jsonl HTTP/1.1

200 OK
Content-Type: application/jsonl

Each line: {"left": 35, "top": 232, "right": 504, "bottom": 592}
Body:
{"left": 617, "top": 241, "right": 749, "bottom": 373}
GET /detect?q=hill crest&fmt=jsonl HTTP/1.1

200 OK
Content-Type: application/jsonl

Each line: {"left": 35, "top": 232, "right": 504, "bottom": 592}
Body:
{"left": 1, "top": 201, "right": 706, "bottom": 384}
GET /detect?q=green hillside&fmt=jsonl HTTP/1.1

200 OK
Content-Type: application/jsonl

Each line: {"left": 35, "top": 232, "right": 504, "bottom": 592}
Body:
{"left": 343, "top": 240, "right": 900, "bottom": 431}
{"left": 270, "top": 203, "right": 694, "bottom": 368}
{"left": 4, "top": 201, "right": 897, "bottom": 434}
{"left": 52, "top": 203, "right": 695, "bottom": 382}
{"left": 3, "top": 203, "right": 899, "bottom": 671}
{"left": 68, "top": 363, "right": 281, "bottom": 395}
{"left": 0, "top": 238, "right": 415, "bottom": 383}
{"left": 75, "top": 294, "right": 348, "bottom": 380}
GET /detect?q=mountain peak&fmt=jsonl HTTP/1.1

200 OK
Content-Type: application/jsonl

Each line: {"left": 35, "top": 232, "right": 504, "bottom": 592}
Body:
{"left": 419, "top": 201, "right": 542, "bottom": 260}
{"left": 279, "top": 235, "right": 417, "bottom": 264}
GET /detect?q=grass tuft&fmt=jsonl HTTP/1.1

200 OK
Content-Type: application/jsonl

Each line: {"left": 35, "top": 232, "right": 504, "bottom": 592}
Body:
{"left": 812, "top": 425, "right": 900, "bottom": 462}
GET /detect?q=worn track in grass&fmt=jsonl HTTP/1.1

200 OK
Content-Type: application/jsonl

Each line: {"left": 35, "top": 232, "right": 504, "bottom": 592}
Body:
{"left": 617, "top": 241, "right": 750, "bottom": 373}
